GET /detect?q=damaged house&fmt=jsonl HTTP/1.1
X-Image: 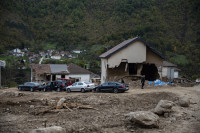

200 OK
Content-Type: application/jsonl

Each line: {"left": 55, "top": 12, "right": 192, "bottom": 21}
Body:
{"left": 30, "top": 63, "right": 94, "bottom": 83}
{"left": 99, "top": 37, "right": 165, "bottom": 83}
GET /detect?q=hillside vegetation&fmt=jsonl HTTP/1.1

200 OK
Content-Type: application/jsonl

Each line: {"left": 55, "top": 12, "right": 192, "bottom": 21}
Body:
{"left": 0, "top": 0, "right": 200, "bottom": 79}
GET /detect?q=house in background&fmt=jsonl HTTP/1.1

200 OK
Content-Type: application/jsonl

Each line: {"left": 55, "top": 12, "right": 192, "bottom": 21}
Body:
{"left": 30, "top": 63, "right": 94, "bottom": 83}
{"left": 159, "top": 61, "right": 178, "bottom": 81}
{"left": 51, "top": 54, "right": 61, "bottom": 60}
{"left": 13, "top": 48, "right": 21, "bottom": 53}
{"left": 99, "top": 37, "right": 165, "bottom": 83}
{"left": 12, "top": 48, "right": 24, "bottom": 57}
{"left": 65, "top": 63, "right": 95, "bottom": 82}
{"left": 72, "top": 49, "right": 82, "bottom": 54}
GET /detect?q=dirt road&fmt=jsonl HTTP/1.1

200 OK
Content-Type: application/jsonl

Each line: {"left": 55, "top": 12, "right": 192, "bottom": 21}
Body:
{"left": 0, "top": 85, "right": 199, "bottom": 133}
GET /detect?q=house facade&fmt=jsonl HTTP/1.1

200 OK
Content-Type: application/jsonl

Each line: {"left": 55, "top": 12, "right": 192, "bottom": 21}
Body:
{"left": 51, "top": 54, "right": 61, "bottom": 60}
{"left": 159, "top": 61, "right": 179, "bottom": 81}
{"left": 99, "top": 37, "right": 165, "bottom": 83}
{"left": 12, "top": 48, "right": 24, "bottom": 57}
{"left": 30, "top": 63, "right": 93, "bottom": 83}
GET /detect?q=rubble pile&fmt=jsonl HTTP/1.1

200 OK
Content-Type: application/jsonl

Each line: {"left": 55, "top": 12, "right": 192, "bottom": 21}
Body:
{"left": 38, "top": 97, "right": 96, "bottom": 114}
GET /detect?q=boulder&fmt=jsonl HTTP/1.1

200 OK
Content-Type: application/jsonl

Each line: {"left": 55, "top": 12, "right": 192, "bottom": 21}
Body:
{"left": 179, "top": 98, "right": 190, "bottom": 107}
{"left": 154, "top": 100, "right": 174, "bottom": 115}
{"left": 125, "top": 111, "right": 159, "bottom": 128}
{"left": 56, "top": 98, "right": 66, "bottom": 109}
{"left": 0, "top": 91, "right": 24, "bottom": 97}
{"left": 30, "top": 126, "right": 65, "bottom": 133}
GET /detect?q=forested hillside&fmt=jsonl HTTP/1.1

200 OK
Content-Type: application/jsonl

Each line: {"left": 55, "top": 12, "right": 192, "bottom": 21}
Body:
{"left": 0, "top": 0, "right": 200, "bottom": 79}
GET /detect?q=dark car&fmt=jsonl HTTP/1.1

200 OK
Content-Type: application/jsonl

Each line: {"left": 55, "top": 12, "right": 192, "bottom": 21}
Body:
{"left": 56, "top": 80, "right": 67, "bottom": 91}
{"left": 43, "top": 81, "right": 57, "bottom": 92}
{"left": 94, "top": 82, "right": 129, "bottom": 93}
{"left": 58, "top": 79, "right": 73, "bottom": 86}
{"left": 18, "top": 82, "right": 43, "bottom": 92}
{"left": 43, "top": 80, "right": 66, "bottom": 92}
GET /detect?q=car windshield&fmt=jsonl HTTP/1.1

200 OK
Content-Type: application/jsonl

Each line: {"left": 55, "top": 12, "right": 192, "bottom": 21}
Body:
{"left": 24, "top": 82, "right": 29, "bottom": 85}
{"left": 84, "top": 82, "right": 91, "bottom": 84}
{"left": 102, "top": 83, "right": 108, "bottom": 86}
{"left": 32, "top": 83, "right": 40, "bottom": 86}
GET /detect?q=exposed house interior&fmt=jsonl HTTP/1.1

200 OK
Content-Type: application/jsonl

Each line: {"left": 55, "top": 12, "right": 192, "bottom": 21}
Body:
{"left": 107, "top": 62, "right": 160, "bottom": 82}
{"left": 100, "top": 37, "right": 164, "bottom": 83}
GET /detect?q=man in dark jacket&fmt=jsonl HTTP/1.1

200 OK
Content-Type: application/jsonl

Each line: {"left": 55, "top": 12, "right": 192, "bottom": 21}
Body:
{"left": 141, "top": 75, "right": 145, "bottom": 89}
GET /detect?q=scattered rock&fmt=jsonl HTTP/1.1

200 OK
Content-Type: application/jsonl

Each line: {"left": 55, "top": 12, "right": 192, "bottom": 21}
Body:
{"left": 125, "top": 111, "right": 159, "bottom": 128}
{"left": 154, "top": 100, "right": 174, "bottom": 115}
{"left": 41, "top": 98, "right": 57, "bottom": 106}
{"left": 56, "top": 98, "right": 66, "bottom": 109}
{"left": 0, "top": 91, "right": 24, "bottom": 97}
{"left": 30, "top": 105, "right": 35, "bottom": 108}
{"left": 30, "top": 126, "right": 65, "bottom": 133}
{"left": 164, "top": 113, "right": 169, "bottom": 118}
{"left": 179, "top": 98, "right": 190, "bottom": 107}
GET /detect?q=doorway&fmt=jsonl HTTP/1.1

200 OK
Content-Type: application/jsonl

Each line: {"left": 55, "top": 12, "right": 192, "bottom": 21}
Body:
{"left": 129, "top": 63, "right": 137, "bottom": 75}
{"left": 141, "top": 64, "right": 159, "bottom": 81}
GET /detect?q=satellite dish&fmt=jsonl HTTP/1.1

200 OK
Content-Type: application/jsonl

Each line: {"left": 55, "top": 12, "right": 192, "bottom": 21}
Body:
{"left": 0, "top": 60, "right": 6, "bottom": 67}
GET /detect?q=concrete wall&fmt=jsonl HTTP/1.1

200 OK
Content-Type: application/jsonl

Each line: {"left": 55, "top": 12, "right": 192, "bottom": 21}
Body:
{"left": 66, "top": 74, "right": 90, "bottom": 82}
{"left": 107, "top": 41, "right": 146, "bottom": 68}
{"left": 161, "top": 67, "right": 168, "bottom": 77}
{"left": 146, "top": 48, "right": 163, "bottom": 67}
{"left": 34, "top": 74, "right": 46, "bottom": 84}
{"left": 167, "top": 67, "right": 174, "bottom": 80}
{"left": 107, "top": 62, "right": 129, "bottom": 81}
{"left": 174, "top": 71, "right": 179, "bottom": 78}
{"left": 101, "top": 58, "right": 108, "bottom": 83}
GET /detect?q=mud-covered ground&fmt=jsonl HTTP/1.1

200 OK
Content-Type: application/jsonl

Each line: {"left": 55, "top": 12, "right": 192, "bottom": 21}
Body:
{"left": 0, "top": 85, "right": 199, "bottom": 133}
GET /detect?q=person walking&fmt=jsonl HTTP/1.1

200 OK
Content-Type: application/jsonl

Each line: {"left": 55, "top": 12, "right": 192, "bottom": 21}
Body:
{"left": 141, "top": 75, "right": 145, "bottom": 89}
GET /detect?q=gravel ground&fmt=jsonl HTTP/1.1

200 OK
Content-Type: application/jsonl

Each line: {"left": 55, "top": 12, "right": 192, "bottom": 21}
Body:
{"left": 0, "top": 85, "right": 199, "bottom": 133}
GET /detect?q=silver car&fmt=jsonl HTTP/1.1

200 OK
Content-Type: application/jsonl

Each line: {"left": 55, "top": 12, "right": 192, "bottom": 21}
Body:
{"left": 66, "top": 81, "right": 95, "bottom": 93}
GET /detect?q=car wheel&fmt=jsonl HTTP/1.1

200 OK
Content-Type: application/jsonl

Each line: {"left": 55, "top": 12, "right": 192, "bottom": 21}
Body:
{"left": 96, "top": 88, "right": 100, "bottom": 92}
{"left": 57, "top": 88, "right": 61, "bottom": 92}
{"left": 66, "top": 88, "right": 71, "bottom": 93}
{"left": 30, "top": 87, "right": 34, "bottom": 92}
{"left": 81, "top": 88, "right": 85, "bottom": 93}
{"left": 113, "top": 88, "right": 118, "bottom": 93}
{"left": 18, "top": 87, "right": 22, "bottom": 91}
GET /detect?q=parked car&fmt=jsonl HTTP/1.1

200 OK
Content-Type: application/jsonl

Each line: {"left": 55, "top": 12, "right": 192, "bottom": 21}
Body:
{"left": 56, "top": 80, "right": 68, "bottom": 91}
{"left": 66, "top": 81, "right": 95, "bottom": 93}
{"left": 43, "top": 81, "right": 57, "bottom": 92}
{"left": 57, "top": 79, "right": 73, "bottom": 86}
{"left": 94, "top": 81, "right": 129, "bottom": 93}
{"left": 18, "top": 82, "right": 43, "bottom": 92}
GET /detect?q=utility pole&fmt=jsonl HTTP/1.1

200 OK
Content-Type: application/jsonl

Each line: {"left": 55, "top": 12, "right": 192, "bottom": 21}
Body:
{"left": 0, "top": 60, "right": 6, "bottom": 88}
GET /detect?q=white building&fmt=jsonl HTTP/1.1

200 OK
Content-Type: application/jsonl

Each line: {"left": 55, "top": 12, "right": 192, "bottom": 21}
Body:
{"left": 51, "top": 54, "right": 61, "bottom": 60}
{"left": 13, "top": 48, "right": 21, "bottom": 53}
{"left": 159, "top": 61, "right": 178, "bottom": 81}
{"left": 30, "top": 63, "right": 94, "bottom": 83}
{"left": 72, "top": 50, "right": 82, "bottom": 54}
{"left": 12, "top": 48, "right": 24, "bottom": 57}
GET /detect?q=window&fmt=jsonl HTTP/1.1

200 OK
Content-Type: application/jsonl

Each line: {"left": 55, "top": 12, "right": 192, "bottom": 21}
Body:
{"left": 61, "top": 75, "right": 65, "bottom": 78}
{"left": 24, "top": 82, "right": 29, "bottom": 85}
{"left": 108, "top": 82, "right": 116, "bottom": 86}
{"left": 84, "top": 82, "right": 91, "bottom": 84}
{"left": 102, "top": 83, "right": 108, "bottom": 86}
{"left": 78, "top": 83, "right": 83, "bottom": 85}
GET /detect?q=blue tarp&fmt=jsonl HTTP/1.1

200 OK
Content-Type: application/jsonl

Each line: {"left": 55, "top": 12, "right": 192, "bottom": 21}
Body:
{"left": 148, "top": 79, "right": 174, "bottom": 86}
